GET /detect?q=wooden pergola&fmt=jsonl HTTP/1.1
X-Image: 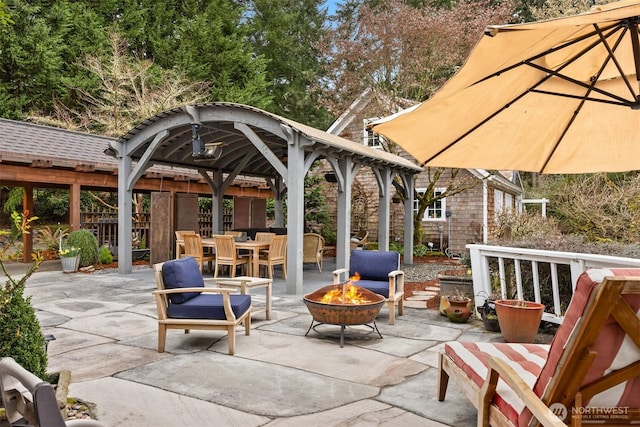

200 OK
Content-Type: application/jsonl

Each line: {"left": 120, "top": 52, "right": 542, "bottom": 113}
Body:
{"left": 109, "top": 103, "right": 422, "bottom": 294}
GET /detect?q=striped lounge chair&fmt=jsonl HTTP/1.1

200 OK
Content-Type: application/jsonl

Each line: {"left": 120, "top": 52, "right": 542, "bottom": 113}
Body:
{"left": 438, "top": 268, "right": 640, "bottom": 426}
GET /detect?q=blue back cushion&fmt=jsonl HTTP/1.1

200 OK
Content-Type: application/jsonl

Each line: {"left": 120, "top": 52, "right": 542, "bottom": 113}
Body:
{"left": 350, "top": 250, "right": 399, "bottom": 281}
{"left": 167, "top": 294, "right": 252, "bottom": 320}
{"left": 162, "top": 257, "right": 204, "bottom": 304}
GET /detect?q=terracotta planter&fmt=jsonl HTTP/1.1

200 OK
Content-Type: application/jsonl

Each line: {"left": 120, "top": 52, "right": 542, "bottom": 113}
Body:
{"left": 445, "top": 297, "right": 472, "bottom": 323}
{"left": 495, "top": 299, "right": 544, "bottom": 343}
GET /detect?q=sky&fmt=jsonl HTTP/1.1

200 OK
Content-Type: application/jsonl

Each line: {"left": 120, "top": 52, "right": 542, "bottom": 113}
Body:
{"left": 323, "top": 0, "right": 340, "bottom": 16}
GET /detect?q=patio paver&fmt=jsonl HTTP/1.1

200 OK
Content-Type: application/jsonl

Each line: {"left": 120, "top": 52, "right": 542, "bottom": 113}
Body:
{"left": 3, "top": 259, "right": 499, "bottom": 426}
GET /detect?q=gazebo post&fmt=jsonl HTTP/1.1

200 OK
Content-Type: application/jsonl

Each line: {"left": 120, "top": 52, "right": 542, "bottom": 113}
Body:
{"left": 284, "top": 127, "right": 306, "bottom": 294}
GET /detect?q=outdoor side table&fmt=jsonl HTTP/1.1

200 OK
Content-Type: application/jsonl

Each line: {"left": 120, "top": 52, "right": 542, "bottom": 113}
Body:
{"left": 214, "top": 276, "right": 272, "bottom": 320}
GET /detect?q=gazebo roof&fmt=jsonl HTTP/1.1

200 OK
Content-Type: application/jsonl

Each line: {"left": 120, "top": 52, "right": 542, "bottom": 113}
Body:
{"left": 114, "top": 103, "right": 423, "bottom": 179}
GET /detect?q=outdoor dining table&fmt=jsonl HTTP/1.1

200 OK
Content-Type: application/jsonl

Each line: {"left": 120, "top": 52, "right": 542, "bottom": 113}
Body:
{"left": 201, "top": 237, "right": 271, "bottom": 277}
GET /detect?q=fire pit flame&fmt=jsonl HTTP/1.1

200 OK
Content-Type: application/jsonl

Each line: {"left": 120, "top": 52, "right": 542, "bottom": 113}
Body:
{"left": 320, "top": 273, "right": 370, "bottom": 305}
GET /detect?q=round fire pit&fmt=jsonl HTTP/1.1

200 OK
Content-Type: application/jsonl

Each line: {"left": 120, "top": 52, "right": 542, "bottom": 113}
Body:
{"left": 303, "top": 284, "right": 385, "bottom": 347}
{"left": 303, "top": 284, "right": 385, "bottom": 325}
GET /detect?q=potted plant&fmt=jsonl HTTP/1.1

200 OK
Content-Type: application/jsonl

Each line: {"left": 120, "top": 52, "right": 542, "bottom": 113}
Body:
{"left": 58, "top": 245, "right": 81, "bottom": 273}
{"left": 438, "top": 264, "right": 473, "bottom": 320}
{"left": 494, "top": 299, "right": 544, "bottom": 343}
{"left": 477, "top": 297, "right": 501, "bottom": 332}
{"left": 444, "top": 292, "right": 472, "bottom": 323}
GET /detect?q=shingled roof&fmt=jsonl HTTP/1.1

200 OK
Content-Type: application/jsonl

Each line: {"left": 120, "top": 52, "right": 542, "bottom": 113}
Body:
{"left": 0, "top": 118, "right": 267, "bottom": 188}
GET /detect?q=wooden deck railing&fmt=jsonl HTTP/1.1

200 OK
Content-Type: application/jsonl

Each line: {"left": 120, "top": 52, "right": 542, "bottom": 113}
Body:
{"left": 467, "top": 244, "right": 640, "bottom": 324}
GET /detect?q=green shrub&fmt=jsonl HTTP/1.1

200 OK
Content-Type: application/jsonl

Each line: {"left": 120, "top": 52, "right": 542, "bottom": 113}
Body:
{"left": 0, "top": 212, "right": 47, "bottom": 377}
{"left": 413, "top": 244, "right": 428, "bottom": 257}
{"left": 99, "top": 245, "right": 113, "bottom": 264}
{"left": 66, "top": 229, "right": 99, "bottom": 267}
{"left": 389, "top": 241, "right": 404, "bottom": 255}
{"left": 0, "top": 292, "right": 47, "bottom": 378}
{"left": 363, "top": 242, "right": 378, "bottom": 250}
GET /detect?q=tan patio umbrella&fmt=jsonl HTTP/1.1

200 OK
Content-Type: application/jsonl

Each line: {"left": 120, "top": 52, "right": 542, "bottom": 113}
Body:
{"left": 373, "top": 0, "right": 640, "bottom": 173}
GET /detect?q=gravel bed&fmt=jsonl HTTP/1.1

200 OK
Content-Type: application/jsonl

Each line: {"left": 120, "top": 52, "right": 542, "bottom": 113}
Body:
{"left": 402, "top": 261, "right": 462, "bottom": 282}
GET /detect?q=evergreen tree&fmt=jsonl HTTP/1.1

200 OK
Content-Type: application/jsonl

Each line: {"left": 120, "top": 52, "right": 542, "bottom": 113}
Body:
{"left": 0, "top": 0, "right": 108, "bottom": 118}
{"left": 248, "top": 0, "right": 332, "bottom": 127}
{"left": 0, "top": 1, "right": 12, "bottom": 25}
{"left": 87, "top": 0, "right": 273, "bottom": 108}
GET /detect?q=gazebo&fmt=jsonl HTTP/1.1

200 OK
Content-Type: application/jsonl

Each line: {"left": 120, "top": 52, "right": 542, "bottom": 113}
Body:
{"left": 108, "top": 103, "right": 422, "bottom": 294}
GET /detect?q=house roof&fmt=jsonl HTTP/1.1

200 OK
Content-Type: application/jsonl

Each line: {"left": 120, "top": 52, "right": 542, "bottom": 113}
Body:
{"left": 0, "top": 118, "right": 116, "bottom": 171}
{"left": 0, "top": 118, "right": 267, "bottom": 188}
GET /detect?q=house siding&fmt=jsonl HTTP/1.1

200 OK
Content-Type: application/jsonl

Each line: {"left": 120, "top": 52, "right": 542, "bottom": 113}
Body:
{"left": 322, "top": 90, "right": 520, "bottom": 255}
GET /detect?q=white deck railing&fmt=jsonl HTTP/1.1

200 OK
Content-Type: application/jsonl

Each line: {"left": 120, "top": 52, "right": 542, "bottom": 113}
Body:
{"left": 467, "top": 244, "right": 640, "bottom": 324}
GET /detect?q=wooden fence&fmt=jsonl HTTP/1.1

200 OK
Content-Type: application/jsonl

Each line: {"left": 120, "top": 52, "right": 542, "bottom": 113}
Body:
{"left": 80, "top": 206, "right": 223, "bottom": 256}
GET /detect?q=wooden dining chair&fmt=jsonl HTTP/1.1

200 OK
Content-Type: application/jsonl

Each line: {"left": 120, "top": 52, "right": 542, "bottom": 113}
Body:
{"left": 174, "top": 230, "right": 196, "bottom": 259}
{"left": 182, "top": 234, "right": 215, "bottom": 273}
{"left": 224, "top": 230, "right": 243, "bottom": 238}
{"left": 213, "top": 235, "right": 249, "bottom": 278}
{"left": 258, "top": 235, "right": 287, "bottom": 279}
{"left": 254, "top": 232, "right": 276, "bottom": 242}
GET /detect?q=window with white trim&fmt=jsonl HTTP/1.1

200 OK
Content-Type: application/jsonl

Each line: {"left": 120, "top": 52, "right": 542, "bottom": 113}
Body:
{"left": 494, "top": 189, "right": 504, "bottom": 211}
{"left": 415, "top": 188, "right": 446, "bottom": 221}
{"left": 494, "top": 189, "right": 504, "bottom": 221}
{"left": 504, "top": 193, "right": 513, "bottom": 212}
{"left": 363, "top": 118, "right": 384, "bottom": 149}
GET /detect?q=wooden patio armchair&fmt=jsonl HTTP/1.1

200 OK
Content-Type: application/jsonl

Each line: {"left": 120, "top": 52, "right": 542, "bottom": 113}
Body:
{"left": 152, "top": 258, "right": 251, "bottom": 355}
{"left": 350, "top": 229, "right": 368, "bottom": 250}
{"left": 438, "top": 268, "right": 640, "bottom": 426}
{"left": 303, "top": 232, "right": 324, "bottom": 272}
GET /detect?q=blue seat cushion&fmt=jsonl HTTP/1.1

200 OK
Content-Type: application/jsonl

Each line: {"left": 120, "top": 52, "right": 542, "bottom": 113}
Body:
{"left": 162, "top": 257, "right": 204, "bottom": 304}
{"left": 167, "top": 294, "right": 252, "bottom": 320}
{"left": 350, "top": 250, "right": 399, "bottom": 281}
{"left": 356, "top": 279, "right": 390, "bottom": 298}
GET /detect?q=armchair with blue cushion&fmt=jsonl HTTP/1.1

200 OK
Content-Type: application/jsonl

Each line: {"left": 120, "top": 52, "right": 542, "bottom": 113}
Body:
{"left": 332, "top": 250, "right": 404, "bottom": 324}
{"left": 152, "top": 257, "right": 252, "bottom": 355}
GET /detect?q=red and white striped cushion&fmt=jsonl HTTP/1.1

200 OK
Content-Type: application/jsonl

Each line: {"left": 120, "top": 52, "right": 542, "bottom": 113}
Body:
{"left": 444, "top": 341, "right": 549, "bottom": 424}
{"left": 533, "top": 268, "right": 640, "bottom": 408}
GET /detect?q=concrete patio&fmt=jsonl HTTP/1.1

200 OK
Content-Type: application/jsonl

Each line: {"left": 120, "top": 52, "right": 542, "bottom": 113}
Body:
{"left": 7, "top": 259, "right": 506, "bottom": 426}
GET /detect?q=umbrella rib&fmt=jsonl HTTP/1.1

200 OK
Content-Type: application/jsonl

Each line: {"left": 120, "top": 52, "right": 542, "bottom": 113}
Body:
{"left": 594, "top": 21, "right": 638, "bottom": 104}
{"left": 539, "top": 88, "right": 591, "bottom": 173}
{"left": 476, "top": 22, "right": 640, "bottom": 107}
{"left": 528, "top": 24, "right": 639, "bottom": 106}
{"left": 525, "top": 25, "right": 634, "bottom": 107}
{"left": 529, "top": 89, "right": 628, "bottom": 106}
{"left": 538, "top": 26, "right": 620, "bottom": 173}
{"left": 422, "top": 88, "right": 535, "bottom": 166}
{"left": 473, "top": 24, "right": 615, "bottom": 86}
